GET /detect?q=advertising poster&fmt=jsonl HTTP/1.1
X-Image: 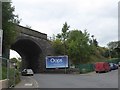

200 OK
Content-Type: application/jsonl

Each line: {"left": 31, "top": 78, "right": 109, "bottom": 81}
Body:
{"left": 46, "top": 56, "right": 68, "bottom": 68}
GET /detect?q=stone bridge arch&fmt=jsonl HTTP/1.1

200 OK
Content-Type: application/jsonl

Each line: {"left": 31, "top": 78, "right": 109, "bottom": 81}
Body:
{"left": 11, "top": 25, "right": 54, "bottom": 73}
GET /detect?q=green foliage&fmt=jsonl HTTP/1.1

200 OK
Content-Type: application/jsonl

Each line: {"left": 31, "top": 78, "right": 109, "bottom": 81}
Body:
{"left": 51, "top": 22, "right": 118, "bottom": 65}
{"left": 2, "top": 2, "right": 20, "bottom": 57}
{"left": 10, "top": 58, "right": 17, "bottom": 63}
{"left": 10, "top": 57, "right": 22, "bottom": 70}
{"left": 2, "top": 66, "right": 7, "bottom": 79}
{"left": 8, "top": 68, "right": 20, "bottom": 86}
{"left": 90, "top": 35, "right": 98, "bottom": 47}
{"left": 107, "top": 41, "right": 118, "bottom": 50}
{"left": 56, "top": 22, "right": 70, "bottom": 54}
{"left": 56, "top": 22, "right": 70, "bottom": 41}
{"left": 107, "top": 41, "right": 120, "bottom": 58}
{"left": 105, "top": 58, "right": 120, "bottom": 64}
{"left": 89, "top": 47, "right": 107, "bottom": 63}
{"left": 52, "top": 39, "right": 64, "bottom": 55}
{"left": 2, "top": 66, "right": 20, "bottom": 85}
{"left": 67, "top": 30, "right": 91, "bottom": 64}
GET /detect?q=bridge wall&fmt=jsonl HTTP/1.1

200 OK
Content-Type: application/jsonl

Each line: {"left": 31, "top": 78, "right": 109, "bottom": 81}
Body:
{"left": 11, "top": 25, "right": 54, "bottom": 73}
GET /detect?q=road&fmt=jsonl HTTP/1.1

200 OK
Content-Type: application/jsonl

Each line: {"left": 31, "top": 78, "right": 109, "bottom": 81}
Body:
{"left": 33, "top": 70, "right": 118, "bottom": 88}
{"left": 15, "top": 69, "right": 118, "bottom": 88}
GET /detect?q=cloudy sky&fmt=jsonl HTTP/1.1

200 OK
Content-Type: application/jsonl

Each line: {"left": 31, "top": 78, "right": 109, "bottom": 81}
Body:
{"left": 11, "top": 0, "right": 119, "bottom": 47}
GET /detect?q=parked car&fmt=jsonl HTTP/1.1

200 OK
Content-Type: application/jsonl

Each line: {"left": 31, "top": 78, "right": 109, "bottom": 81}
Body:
{"left": 114, "top": 63, "right": 119, "bottom": 69}
{"left": 119, "top": 62, "right": 120, "bottom": 67}
{"left": 21, "top": 69, "right": 34, "bottom": 76}
{"left": 94, "top": 62, "right": 111, "bottom": 73}
{"left": 109, "top": 63, "right": 118, "bottom": 70}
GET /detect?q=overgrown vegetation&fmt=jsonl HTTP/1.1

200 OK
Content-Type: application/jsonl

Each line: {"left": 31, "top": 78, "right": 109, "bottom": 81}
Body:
{"left": 51, "top": 22, "right": 120, "bottom": 65}
{"left": 2, "top": 2, "right": 20, "bottom": 58}
{"left": 2, "top": 66, "right": 20, "bottom": 86}
{"left": 1, "top": 2, "right": 21, "bottom": 85}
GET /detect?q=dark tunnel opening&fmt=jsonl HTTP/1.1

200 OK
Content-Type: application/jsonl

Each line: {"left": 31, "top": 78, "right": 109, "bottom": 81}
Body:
{"left": 11, "top": 39, "right": 42, "bottom": 73}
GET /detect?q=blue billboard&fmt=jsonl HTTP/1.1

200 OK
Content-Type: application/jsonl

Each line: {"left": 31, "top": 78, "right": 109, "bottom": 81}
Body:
{"left": 46, "top": 56, "right": 68, "bottom": 68}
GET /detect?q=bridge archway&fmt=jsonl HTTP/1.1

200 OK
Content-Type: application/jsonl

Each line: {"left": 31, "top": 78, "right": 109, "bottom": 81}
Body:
{"left": 11, "top": 38, "right": 43, "bottom": 73}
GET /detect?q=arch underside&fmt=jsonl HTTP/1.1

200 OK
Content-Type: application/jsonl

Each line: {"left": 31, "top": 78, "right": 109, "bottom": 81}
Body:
{"left": 11, "top": 39, "right": 44, "bottom": 73}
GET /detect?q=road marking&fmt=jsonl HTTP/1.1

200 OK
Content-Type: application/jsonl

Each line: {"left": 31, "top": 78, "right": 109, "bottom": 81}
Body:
{"left": 28, "top": 76, "right": 39, "bottom": 88}
{"left": 24, "top": 83, "right": 33, "bottom": 86}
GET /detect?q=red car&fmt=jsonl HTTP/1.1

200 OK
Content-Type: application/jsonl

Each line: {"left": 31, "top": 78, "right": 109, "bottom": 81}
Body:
{"left": 94, "top": 62, "right": 111, "bottom": 73}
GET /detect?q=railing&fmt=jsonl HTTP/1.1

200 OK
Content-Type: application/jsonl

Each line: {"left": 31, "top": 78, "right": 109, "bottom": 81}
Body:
{"left": 0, "top": 56, "right": 18, "bottom": 88}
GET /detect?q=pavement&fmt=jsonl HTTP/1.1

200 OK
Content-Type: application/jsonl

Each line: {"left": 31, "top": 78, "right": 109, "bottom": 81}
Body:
{"left": 15, "top": 76, "right": 39, "bottom": 88}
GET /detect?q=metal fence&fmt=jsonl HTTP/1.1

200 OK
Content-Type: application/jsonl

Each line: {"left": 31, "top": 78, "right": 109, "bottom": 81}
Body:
{"left": 0, "top": 56, "right": 19, "bottom": 88}
{"left": 75, "top": 58, "right": 120, "bottom": 74}
{"left": 75, "top": 64, "right": 94, "bottom": 74}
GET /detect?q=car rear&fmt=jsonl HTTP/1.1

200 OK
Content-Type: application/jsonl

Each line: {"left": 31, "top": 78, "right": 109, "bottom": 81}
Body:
{"left": 95, "top": 62, "right": 110, "bottom": 73}
{"left": 22, "top": 69, "right": 34, "bottom": 76}
{"left": 26, "top": 69, "right": 34, "bottom": 76}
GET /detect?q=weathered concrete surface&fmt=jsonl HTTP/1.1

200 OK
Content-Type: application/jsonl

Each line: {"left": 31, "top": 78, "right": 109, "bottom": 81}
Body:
{"left": 0, "top": 79, "right": 8, "bottom": 89}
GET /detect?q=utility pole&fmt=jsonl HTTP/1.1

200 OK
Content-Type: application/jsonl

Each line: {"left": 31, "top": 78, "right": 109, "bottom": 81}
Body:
{"left": 0, "top": 1, "right": 2, "bottom": 81}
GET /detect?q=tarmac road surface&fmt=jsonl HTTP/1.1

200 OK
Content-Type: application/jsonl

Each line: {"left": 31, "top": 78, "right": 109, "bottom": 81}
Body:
{"left": 33, "top": 69, "right": 118, "bottom": 88}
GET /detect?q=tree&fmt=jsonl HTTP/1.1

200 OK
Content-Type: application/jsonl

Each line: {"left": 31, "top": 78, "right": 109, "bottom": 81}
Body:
{"left": 2, "top": 2, "right": 20, "bottom": 58}
{"left": 107, "top": 41, "right": 118, "bottom": 50}
{"left": 67, "top": 30, "right": 91, "bottom": 64}
{"left": 52, "top": 39, "right": 64, "bottom": 55}
{"left": 10, "top": 57, "right": 22, "bottom": 70}
{"left": 56, "top": 22, "right": 70, "bottom": 55}
{"left": 93, "top": 39, "right": 98, "bottom": 47}
{"left": 51, "top": 23, "right": 108, "bottom": 64}
{"left": 90, "top": 35, "right": 98, "bottom": 47}
{"left": 10, "top": 57, "right": 18, "bottom": 63}
{"left": 107, "top": 41, "right": 120, "bottom": 58}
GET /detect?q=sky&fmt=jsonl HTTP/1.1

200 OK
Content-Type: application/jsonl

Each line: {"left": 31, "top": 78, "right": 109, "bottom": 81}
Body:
{"left": 10, "top": 0, "right": 119, "bottom": 58}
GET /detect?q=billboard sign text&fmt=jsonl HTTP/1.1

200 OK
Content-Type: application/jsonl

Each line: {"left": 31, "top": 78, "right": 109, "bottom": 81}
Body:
{"left": 46, "top": 56, "right": 68, "bottom": 68}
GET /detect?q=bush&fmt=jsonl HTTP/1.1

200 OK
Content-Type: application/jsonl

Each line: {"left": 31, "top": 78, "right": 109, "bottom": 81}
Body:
{"left": 2, "top": 66, "right": 7, "bottom": 79}
{"left": 2, "top": 66, "right": 20, "bottom": 87}
{"left": 8, "top": 68, "right": 21, "bottom": 87}
{"left": 105, "top": 58, "right": 120, "bottom": 64}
